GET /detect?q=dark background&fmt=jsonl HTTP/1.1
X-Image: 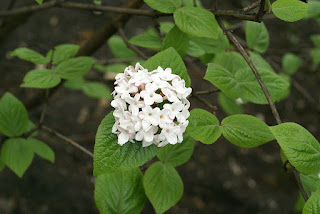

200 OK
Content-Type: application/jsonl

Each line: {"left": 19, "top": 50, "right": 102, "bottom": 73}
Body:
{"left": 0, "top": 0, "right": 319, "bottom": 213}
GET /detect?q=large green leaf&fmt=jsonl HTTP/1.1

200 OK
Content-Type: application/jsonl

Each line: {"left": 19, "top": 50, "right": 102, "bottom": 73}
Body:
{"left": 310, "top": 49, "right": 320, "bottom": 63}
{"left": 174, "top": 6, "right": 218, "bottom": 39}
{"left": 186, "top": 41, "right": 205, "bottom": 57}
{"left": 163, "top": 25, "right": 189, "bottom": 57}
{"left": 56, "top": 57, "right": 94, "bottom": 79}
{"left": 282, "top": 53, "right": 302, "bottom": 75}
{"left": 21, "top": 69, "right": 61, "bottom": 89}
{"left": 245, "top": 21, "right": 269, "bottom": 53}
{"left": 11, "top": 48, "right": 49, "bottom": 64}
{"left": 272, "top": 0, "right": 308, "bottom": 22}
{"left": 46, "top": 44, "right": 80, "bottom": 65}
{"left": 94, "top": 112, "right": 158, "bottom": 175}
{"left": 26, "top": 138, "right": 55, "bottom": 163}
{"left": 143, "top": 47, "right": 191, "bottom": 87}
{"left": 269, "top": 123, "right": 320, "bottom": 174}
{"left": 157, "top": 132, "right": 194, "bottom": 166}
{"left": 64, "top": 78, "right": 86, "bottom": 90}
{"left": 301, "top": 173, "right": 320, "bottom": 197}
{"left": 108, "top": 36, "right": 137, "bottom": 59}
{"left": 221, "top": 114, "right": 275, "bottom": 148}
{"left": 303, "top": 188, "right": 320, "bottom": 214}
{"left": 311, "top": 35, "right": 320, "bottom": 48}
{"left": 144, "top": 0, "right": 182, "bottom": 13}
{"left": 159, "top": 22, "right": 175, "bottom": 34}
{"left": 143, "top": 161, "right": 183, "bottom": 214}
{"left": 95, "top": 168, "right": 146, "bottom": 214}
{"left": 82, "top": 82, "right": 112, "bottom": 99}
{"left": 186, "top": 109, "right": 221, "bottom": 144}
{"left": 0, "top": 92, "right": 29, "bottom": 137}
{"left": 205, "top": 52, "right": 290, "bottom": 104}
{"left": 1, "top": 138, "right": 34, "bottom": 177}
{"left": 218, "top": 93, "right": 243, "bottom": 116}
{"left": 129, "top": 28, "right": 162, "bottom": 50}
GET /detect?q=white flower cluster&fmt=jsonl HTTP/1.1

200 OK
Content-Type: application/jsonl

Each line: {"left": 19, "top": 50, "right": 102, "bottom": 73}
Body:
{"left": 111, "top": 63, "right": 192, "bottom": 147}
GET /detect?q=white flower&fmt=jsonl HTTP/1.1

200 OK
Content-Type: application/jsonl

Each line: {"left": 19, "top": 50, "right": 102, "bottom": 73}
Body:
{"left": 140, "top": 83, "right": 163, "bottom": 105}
{"left": 111, "top": 63, "right": 191, "bottom": 147}
{"left": 125, "top": 94, "right": 144, "bottom": 116}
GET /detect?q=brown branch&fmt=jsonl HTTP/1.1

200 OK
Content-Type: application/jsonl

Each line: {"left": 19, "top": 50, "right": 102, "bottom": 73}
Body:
{"left": 42, "top": 125, "right": 93, "bottom": 158}
{"left": 217, "top": 17, "right": 309, "bottom": 201}
{"left": 191, "top": 92, "right": 218, "bottom": 112}
{"left": 117, "top": 25, "right": 148, "bottom": 60}
{"left": 194, "top": 88, "right": 221, "bottom": 95}
{"left": 242, "top": 0, "right": 261, "bottom": 13}
{"left": 255, "top": 0, "right": 266, "bottom": 22}
{"left": 292, "top": 166, "right": 309, "bottom": 201}
{"left": 0, "top": 0, "right": 261, "bottom": 22}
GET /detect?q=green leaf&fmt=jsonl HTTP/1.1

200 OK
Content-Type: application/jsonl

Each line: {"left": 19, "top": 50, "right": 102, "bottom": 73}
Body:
{"left": 282, "top": 53, "right": 302, "bottom": 75}
{"left": 272, "top": 0, "right": 308, "bottom": 22}
{"left": 245, "top": 21, "right": 269, "bottom": 53}
{"left": 129, "top": 28, "right": 162, "bottom": 50}
{"left": 157, "top": 132, "right": 194, "bottom": 166}
{"left": 221, "top": 114, "right": 274, "bottom": 148}
{"left": 82, "top": 82, "right": 112, "bottom": 99}
{"left": 94, "top": 63, "right": 127, "bottom": 73}
{"left": 56, "top": 57, "right": 94, "bottom": 79}
{"left": 95, "top": 168, "right": 146, "bottom": 214}
{"left": 1, "top": 138, "right": 34, "bottom": 177}
{"left": 35, "top": 0, "right": 43, "bottom": 4}
{"left": 46, "top": 44, "right": 80, "bottom": 65}
{"left": 160, "top": 22, "right": 175, "bottom": 34}
{"left": 218, "top": 93, "right": 243, "bottom": 115}
{"left": 174, "top": 6, "right": 219, "bottom": 39}
{"left": 26, "top": 138, "right": 55, "bottom": 163}
{"left": 305, "top": 0, "right": 320, "bottom": 19}
{"left": 0, "top": 92, "right": 29, "bottom": 137}
{"left": 64, "top": 78, "right": 86, "bottom": 90}
{"left": 205, "top": 52, "right": 290, "bottom": 104}
{"left": 143, "top": 47, "right": 191, "bottom": 87}
{"left": 94, "top": 112, "right": 158, "bottom": 175}
{"left": 310, "top": 49, "right": 320, "bottom": 63}
{"left": 188, "top": 28, "right": 229, "bottom": 55}
{"left": 21, "top": 69, "right": 61, "bottom": 89}
{"left": 143, "top": 161, "right": 183, "bottom": 214}
{"left": 144, "top": 0, "right": 182, "bottom": 13}
{"left": 311, "top": 35, "right": 320, "bottom": 48}
{"left": 186, "top": 108, "right": 221, "bottom": 144}
{"left": 11, "top": 48, "right": 49, "bottom": 64}
{"left": 302, "top": 188, "right": 320, "bottom": 214}
{"left": 108, "top": 36, "right": 137, "bottom": 59}
{"left": 163, "top": 25, "right": 189, "bottom": 57}
{"left": 300, "top": 173, "right": 320, "bottom": 197}
{"left": 269, "top": 123, "right": 320, "bottom": 174}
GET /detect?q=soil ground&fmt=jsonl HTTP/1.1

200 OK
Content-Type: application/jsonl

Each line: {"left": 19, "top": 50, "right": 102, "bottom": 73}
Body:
{"left": 0, "top": 0, "right": 319, "bottom": 213}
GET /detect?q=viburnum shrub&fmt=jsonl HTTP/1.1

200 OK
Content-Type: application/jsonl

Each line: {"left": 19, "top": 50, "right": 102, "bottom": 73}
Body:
{"left": 1, "top": 0, "right": 320, "bottom": 213}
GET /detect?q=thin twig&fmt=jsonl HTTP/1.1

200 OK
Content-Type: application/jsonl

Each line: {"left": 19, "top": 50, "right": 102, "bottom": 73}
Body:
{"left": 242, "top": 0, "right": 261, "bottom": 13}
{"left": 194, "top": 88, "right": 221, "bottom": 95}
{"left": 217, "top": 18, "right": 281, "bottom": 125}
{"left": 117, "top": 25, "right": 148, "bottom": 60}
{"left": 292, "top": 166, "right": 309, "bottom": 201}
{"left": 42, "top": 125, "right": 93, "bottom": 158}
{"left": 255, "top": 0, "right": 266, "bottom": 22}
{"left": 191, "top": 92, "right": 218, "bottom": 112}
{"left": 217, "top": 17, "right": 309, "bottom": 201}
